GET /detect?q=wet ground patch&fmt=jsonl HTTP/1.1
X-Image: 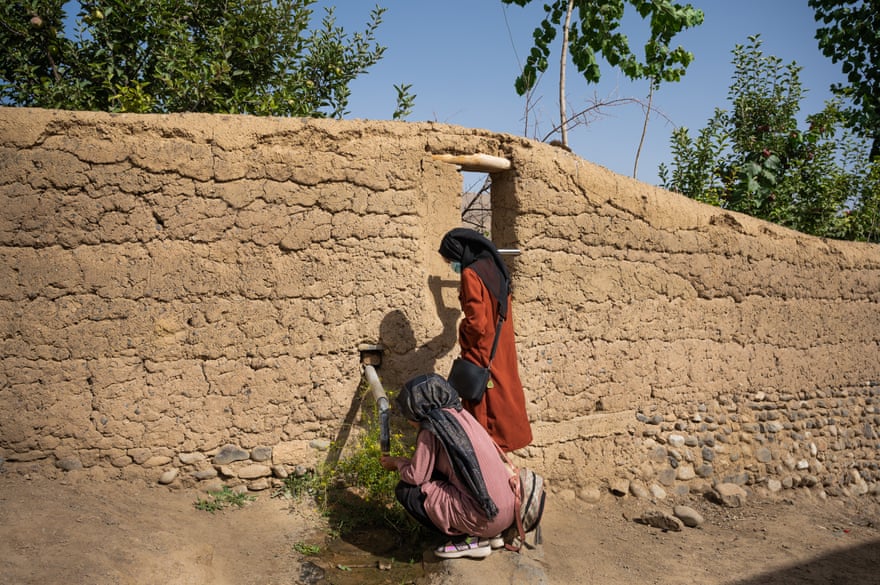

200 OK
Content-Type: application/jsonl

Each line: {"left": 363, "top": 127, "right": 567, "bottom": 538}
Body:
{"left": 293, "top": 524, "right": 441, "bottom": 585}
{"left": 287, "top": 484, "right": 442, "bottom": 585}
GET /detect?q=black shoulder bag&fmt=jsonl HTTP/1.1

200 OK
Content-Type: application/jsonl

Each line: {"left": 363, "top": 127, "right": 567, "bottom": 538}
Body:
{"left": 447, "top": 312, "right": 503, "bottom": 402}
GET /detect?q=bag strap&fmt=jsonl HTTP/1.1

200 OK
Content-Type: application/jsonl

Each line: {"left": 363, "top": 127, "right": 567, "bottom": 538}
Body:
{"left": 493, "top": 441, "right": 526, "bottom": 553}
{"left": 493, "top": 440, "right": 517, "bottom": 476}
{"left": 487, "top": 305, "right": 504, "bottom": 366}
{"left": 507, "top": 473, "right": 526, "bottom": 552}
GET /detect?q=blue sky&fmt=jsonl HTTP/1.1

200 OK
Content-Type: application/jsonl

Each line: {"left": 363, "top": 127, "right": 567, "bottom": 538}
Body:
{"left": 315, "top": 0, "right": 848, "bottom": 185}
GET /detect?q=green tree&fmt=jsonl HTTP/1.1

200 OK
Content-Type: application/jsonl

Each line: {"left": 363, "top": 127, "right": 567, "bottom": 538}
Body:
{"left": 0, "top": 0, "right": 395, "bottom": 118}
{"left": 659, "top": 35, "right": 879, "bottom": 242}
{"left": 809, "top": 0, "right": 880, "bottom": 160}
{"left": 502, "top": 0, "right": 704, "bottom": 148}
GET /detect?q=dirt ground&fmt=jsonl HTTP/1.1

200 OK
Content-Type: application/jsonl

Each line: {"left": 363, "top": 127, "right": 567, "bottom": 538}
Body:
{"left": 1, "top": 469, "right": 878, "bottom": 585}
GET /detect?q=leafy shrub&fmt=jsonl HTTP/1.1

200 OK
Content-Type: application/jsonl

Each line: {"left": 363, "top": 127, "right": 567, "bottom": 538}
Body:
{"left": 659, "top": 35, "right": 879, "bottom": 242}
{"left": 279, "top": 385, "right": 420, "bottom": 540}
{"left": 0, "top": 0, "right": 389, "bottom": 118}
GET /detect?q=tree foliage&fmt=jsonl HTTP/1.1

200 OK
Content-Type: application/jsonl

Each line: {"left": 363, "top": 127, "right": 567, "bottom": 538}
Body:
{"left": 809, "top": 0, "right": 880, "bottom": 160}
{"left": 0, "top": 0, "right": 396, "bottom": 118}
{"left": 502, "top": 0, "right": 702, "bottom": 156}
{"left": 501, "top": 0, "right": 703, "bottom": 96}
{"left": 659, "top": 36, "right": 879, "bottom": 242}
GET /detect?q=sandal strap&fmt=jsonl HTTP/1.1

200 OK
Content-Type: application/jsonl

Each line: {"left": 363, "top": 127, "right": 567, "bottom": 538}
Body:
{"left": 439, "top": 538, "right": 482, "bottom": 553}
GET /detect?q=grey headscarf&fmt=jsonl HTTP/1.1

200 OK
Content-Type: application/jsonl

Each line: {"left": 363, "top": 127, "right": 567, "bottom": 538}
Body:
{"left": 396, "top": 373, "right": 498, "bottom": 519}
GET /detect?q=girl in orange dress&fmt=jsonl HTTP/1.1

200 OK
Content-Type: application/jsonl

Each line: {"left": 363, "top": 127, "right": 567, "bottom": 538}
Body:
{"left": 438, "top": 228, "right": 532, "bottom": 452}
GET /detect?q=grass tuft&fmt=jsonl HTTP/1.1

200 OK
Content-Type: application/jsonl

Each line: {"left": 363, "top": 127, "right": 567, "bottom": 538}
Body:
{"left": 194, "top": 486, "right": 256, "bottom": 513}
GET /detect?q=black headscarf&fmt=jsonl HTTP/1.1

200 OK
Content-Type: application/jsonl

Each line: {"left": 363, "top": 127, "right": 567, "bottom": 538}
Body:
{"left": 438, "top": 228, "right": 510, "bottom": 319}
{"left": 396, "top": 373, "right": 498, "bottom": 519}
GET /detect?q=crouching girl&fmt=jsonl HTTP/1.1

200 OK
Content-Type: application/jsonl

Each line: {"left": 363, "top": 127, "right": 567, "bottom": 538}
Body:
{"left": 380, "top": 373, "right": 515, "bottom": 559}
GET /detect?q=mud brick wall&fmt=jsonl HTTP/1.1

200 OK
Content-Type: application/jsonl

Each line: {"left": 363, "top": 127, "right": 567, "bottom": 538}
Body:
{"left": 502, "top": 146, "right": 880, "bottom": 501}
{"left": 1, "top": 107, "right": 878, "bottom": 502}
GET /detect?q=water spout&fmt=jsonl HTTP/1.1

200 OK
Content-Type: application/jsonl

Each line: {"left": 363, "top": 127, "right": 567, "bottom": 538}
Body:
{"left": 359, "top": 344, "right": 390, "bottom": 455}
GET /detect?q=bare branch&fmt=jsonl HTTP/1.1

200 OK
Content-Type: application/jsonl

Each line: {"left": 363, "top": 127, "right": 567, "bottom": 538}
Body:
{"left": 539, "top": 90, "right": 675, "bottom": 145}
{"left": 634, "top": 80, "right": 655, "bottom": 178}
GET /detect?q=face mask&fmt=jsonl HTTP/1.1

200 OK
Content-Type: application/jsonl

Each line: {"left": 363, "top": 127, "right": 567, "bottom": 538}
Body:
{"left": 449, "top": 261, "right": 462, "bottom": 274}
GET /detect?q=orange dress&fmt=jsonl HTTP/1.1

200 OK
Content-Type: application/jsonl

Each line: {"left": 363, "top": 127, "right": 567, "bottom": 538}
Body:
{"left": 457, "top": 267, "right": 533, "bottom": 452}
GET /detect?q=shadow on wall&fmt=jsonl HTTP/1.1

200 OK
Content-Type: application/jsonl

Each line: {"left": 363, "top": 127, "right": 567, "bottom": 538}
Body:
{"left": 325, "top": 287, "right": 461, "bottom": 467}
{"left": 378, "top": 277, "right": 460, "bottom": 383}
{"left": 732, "top": 540, "right": 880, "bottom": 585}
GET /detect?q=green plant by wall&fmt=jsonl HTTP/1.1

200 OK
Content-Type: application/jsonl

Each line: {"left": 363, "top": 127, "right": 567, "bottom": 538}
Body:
{"left": 278, "top": 386, "right": 421, "bottom": 541}
{"left": 392, "top": 83, "right": 415, "bottom": 120}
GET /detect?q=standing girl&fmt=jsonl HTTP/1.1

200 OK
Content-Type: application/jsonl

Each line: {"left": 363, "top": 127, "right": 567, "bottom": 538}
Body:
{"left": 438, "top": 228, "right": 532, "bottom": 452}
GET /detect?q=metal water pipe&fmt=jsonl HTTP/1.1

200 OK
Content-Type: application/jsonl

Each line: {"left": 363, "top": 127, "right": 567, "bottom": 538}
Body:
{"left": 358, "top": 344, "right": 390, "bottom": 455}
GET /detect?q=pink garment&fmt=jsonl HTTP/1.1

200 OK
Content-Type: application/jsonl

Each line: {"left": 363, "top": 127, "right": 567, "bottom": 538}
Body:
{"left": 397, "top": 408, "right": 516, "bottom": 538}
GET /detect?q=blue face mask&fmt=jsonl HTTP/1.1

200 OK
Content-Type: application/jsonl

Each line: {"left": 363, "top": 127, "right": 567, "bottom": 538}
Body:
{"left": 449, "top": 261, "right": 462, "bottom": 274}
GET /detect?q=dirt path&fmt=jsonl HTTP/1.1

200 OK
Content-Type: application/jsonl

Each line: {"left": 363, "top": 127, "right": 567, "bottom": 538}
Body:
{"left": 0, "top": 470, "right": 877, "bottom": 585}
{"left": 441, "top": 493, "right": 880, "bottom": 585}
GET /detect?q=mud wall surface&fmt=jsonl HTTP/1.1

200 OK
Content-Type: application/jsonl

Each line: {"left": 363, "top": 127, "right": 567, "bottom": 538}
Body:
{"left": 1, "top": 107, "right": 878, "bottom": 501}
{"left": 503, "top": 146, "right": 880, "bottom": 501}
